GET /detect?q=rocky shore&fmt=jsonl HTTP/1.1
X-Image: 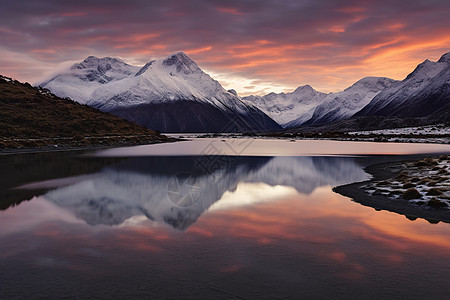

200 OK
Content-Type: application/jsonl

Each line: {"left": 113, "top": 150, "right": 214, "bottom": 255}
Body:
{"left": 334, "top": 155, "right": 450, "bottom": 224}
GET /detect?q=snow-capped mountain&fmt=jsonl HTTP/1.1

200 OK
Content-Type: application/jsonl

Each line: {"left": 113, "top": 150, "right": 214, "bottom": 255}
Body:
{"left": 297, "top": 77, "right": 397, "bottom": 127}
{"left": 40, "top": 52, "right": 281, "bottom": 133}
{"left": 244, "top": 52, "right": 449, "bottom": 129}
{"left": 39, "top": 51, "right": 450, "bottom": 132}
{"left": 356, "top": 52, "right": 450, "bottom": 118}
{"left": 244, "top": 77, "right": 396, "bottom": 128}
{"left": 243, "top": 85, "right": 328, "bottom": 127}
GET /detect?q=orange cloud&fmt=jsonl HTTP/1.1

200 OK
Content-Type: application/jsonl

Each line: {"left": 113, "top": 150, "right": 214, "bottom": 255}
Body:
{"left": 31, "top": 49, "right": 56, "bottom": 54}
{"left": 113, "top": 33, "right": 160, "bottom": 44}
{"left": 217, "top": 7, "right": 245, "bottom": 16}
{"left": 185, "top": 46, "right": 213, "bottom": 55}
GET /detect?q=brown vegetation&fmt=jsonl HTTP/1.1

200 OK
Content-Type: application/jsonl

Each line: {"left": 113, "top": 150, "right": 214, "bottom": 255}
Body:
{"left": 0, "top": 75, "right": 171, "bottom": 149}
{"left": 403, "top": 188, "right": 422, "bottom": 200}
{"left": 427, "top": 188, "right": 443, "bottom": 196}
{"left": 427, "top": 198, "right": 448, "bottom": 208}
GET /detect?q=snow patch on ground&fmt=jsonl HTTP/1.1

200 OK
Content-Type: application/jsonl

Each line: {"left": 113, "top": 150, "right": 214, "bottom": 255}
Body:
{"left": 349, "top": 124, "right": 450, "bottom": 136}
{"left": 0, "top": 75, "right": 13, "bottom": 82}
{"left": 362, "top": 155, "right": 450, "bottom": 209}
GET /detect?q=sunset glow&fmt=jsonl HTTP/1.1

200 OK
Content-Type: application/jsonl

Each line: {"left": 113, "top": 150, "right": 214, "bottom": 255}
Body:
{"left": 0, "top": 0, "right": 449, "bottom": 95}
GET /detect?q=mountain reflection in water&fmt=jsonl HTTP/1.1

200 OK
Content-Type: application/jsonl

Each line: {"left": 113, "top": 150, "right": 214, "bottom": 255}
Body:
{"left": 40, "top": 156, "right": 368, "bottom": 229}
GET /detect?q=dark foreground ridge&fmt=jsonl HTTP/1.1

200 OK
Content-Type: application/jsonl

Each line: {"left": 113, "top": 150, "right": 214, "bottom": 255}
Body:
{"left": 334, "top": 155, "right": 450, "bottom": 224}
{"left": 0, "top": 75, "right": 173, "bottom": 150}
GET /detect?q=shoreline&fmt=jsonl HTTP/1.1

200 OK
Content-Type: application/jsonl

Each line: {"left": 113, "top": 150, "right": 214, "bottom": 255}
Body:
{"left": 194, "top": 133, "right": 450, "bottom": 145}
{"left": 0, "top": 138, "right": 180, "bottom": 156}
{"left": 334, "top": 155, "right": 450, "bottom": 224}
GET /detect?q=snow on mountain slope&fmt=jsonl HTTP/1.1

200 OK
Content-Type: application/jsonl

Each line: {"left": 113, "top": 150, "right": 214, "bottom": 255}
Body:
{"left": 91, "top": 52, "right": 249, "bottom": 112}
{"left": 297, "top": 77, "right": 397, "bottom": 127}
{"left": 40, "top": 52, "right": 281, "bottom": 132}
{"left": 39, "top": 56, "right": 140, "bottom": 104}
{"left": 356, "top": 52, "right": 450, "bottom": 118}
{"left": 41, "top": 52, "right": 238, "bottom": 110}
{"left": 242, "top": 85, "right": 327, "bottom": 127}
{"left": 244, "top": 77, "right": 395, "bottom": 128}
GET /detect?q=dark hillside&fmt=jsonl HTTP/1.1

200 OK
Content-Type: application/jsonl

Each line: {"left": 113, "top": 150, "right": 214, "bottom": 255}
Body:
{"left": 0, "top": 75, "right": 170, "bottom": 149}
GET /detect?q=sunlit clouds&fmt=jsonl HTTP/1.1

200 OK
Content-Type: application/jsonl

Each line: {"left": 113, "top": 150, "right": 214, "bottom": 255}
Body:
{"left": 0, "top": 0, "right": 449, "bottom": 95}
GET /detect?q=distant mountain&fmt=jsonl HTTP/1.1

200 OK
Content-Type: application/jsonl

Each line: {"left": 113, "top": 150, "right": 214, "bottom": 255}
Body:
{"left": 242, "top": 85, "right": 327, "bottom": 127}
{"left": 244, "top": 77, "right": 396, "bottom": 128}
{"left": 40, "top": 52, "right": 281, "bottom": 133}
{"left": 356, "top": 52, "right": 450, "bottom": 119}
{"left": 0, "top": 75, "right": 166, "bottom": 148}
{"left": 298, "top": 77, "right": 397, "bottom": 127}
{"left": 244, "top": 52, "right": 450, "bottom": 129}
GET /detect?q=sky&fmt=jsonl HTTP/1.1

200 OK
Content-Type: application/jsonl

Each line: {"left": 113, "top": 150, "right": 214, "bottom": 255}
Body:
{"left": 0, "top": 0, "right": 449, "bottom": 96}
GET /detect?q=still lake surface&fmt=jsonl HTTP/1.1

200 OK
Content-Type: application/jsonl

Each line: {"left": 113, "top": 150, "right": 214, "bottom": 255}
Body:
{"left": 1, "top": 138, "right": 450, "bottom": 299}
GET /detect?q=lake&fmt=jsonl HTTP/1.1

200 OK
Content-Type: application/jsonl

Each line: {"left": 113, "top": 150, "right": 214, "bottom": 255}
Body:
{"left": 1, "top": 138, "right": 450, "bottom": 299}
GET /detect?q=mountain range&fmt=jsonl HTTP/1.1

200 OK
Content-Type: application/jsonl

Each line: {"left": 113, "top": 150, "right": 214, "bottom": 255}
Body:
{"left": 40, "top": 52, "right": 281, "bottom": 133}
{"left": 243, "top": 77, "right": 397, "bottom": 128}
{"left": 39, "top": 51, "right": 449, "bottom": 132}
{"left": 244, "top": 52, "right": 449, "bottom": 128}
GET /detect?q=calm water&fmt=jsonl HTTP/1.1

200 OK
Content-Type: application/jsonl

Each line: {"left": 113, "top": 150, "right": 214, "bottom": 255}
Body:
{"left": 1, "top": 139, "right": 450, "bottom": 299}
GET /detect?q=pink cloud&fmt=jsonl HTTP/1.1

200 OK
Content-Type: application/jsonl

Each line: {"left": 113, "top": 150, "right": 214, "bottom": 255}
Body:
{"left": 0, "top": 0, "right": 448, "bottom": 94}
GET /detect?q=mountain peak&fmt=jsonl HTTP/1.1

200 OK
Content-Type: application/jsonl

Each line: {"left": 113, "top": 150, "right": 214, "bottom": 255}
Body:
{"left": 72, "top": 56, "right": 129, "bottom": 71}
{"left": 162, "top": 52, "right": 200, "bottom": 74}
{"left": 348, "top": 76, "right": 396, "bottom": 90}
{"left": 355, "top": 76, "right": 379, "bottom": 83}
{"left": 414, "top": 59, "right": 434, "bottom": 70}
{"left": 228, "top": 89, "right": 238, "bottom": 96}
{"left": 293, "top": 85, "right": 314, "bottom": 94}
{"left": 84, "top": 55, "right": 124, "bottom": 64}
{"left": 171, "top": 51, "right": 190, "bottom": 59}
{"left": 404, "top": 55, "right": 447, "bottom": 81}
{"left": 438, "top": 52, "right": 450, "bottom": 63}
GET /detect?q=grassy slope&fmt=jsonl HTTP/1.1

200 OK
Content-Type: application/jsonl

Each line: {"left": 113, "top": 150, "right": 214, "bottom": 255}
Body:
{"left": 0, "top": 75, "right": 170, "bottom": 148}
